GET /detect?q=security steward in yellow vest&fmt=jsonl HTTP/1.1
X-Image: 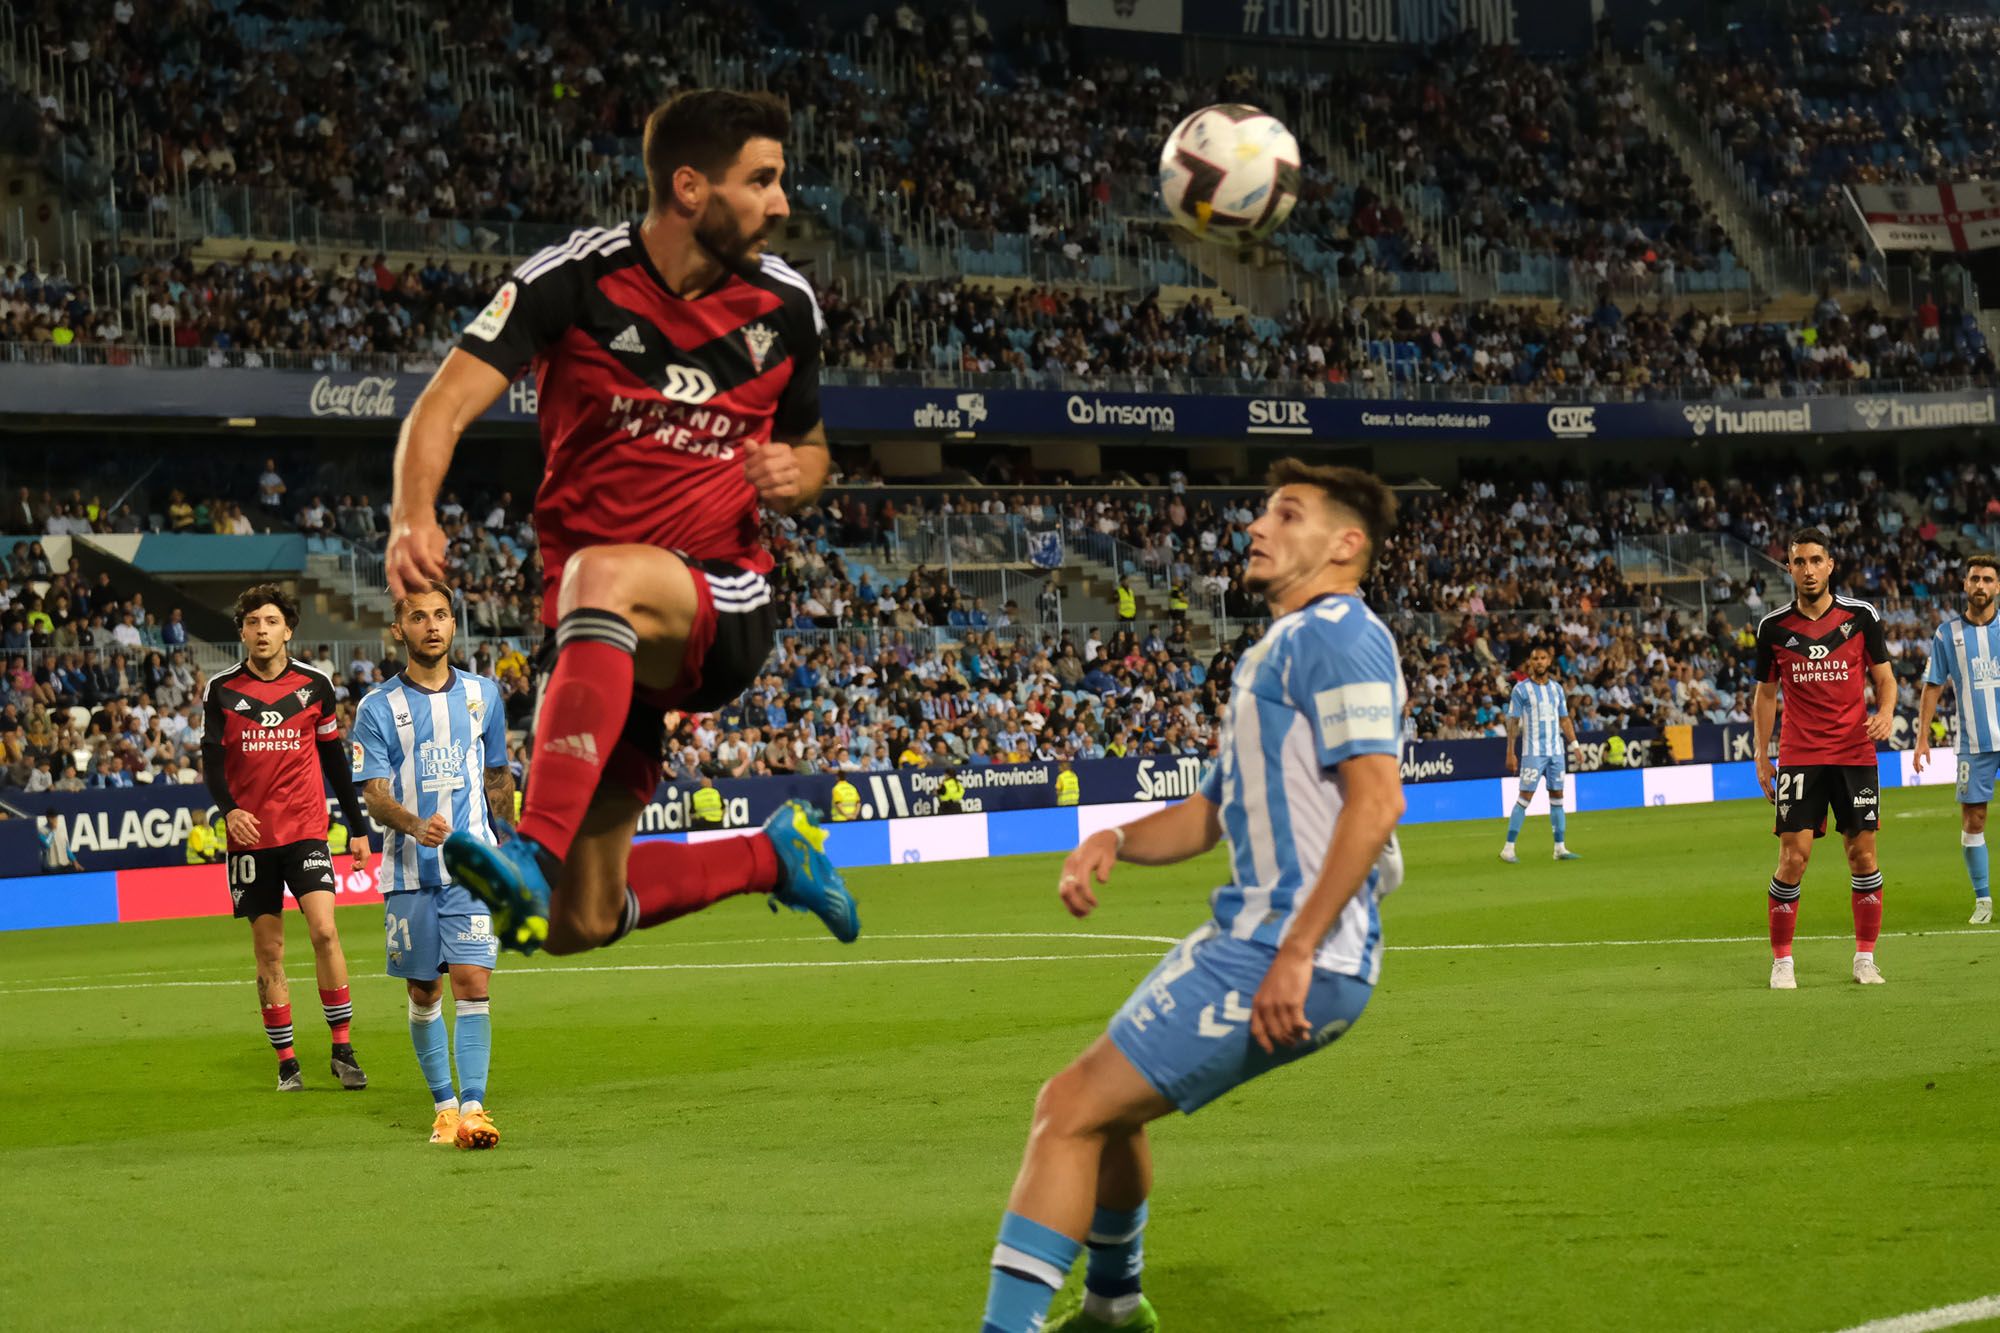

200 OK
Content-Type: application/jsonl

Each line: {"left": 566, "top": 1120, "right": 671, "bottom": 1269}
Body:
{"left": 1115, "top": 580, "right": 1136, "bottom": 623}
{"left": 691, "top": 776, "right": 725, "bottom": 829}
{"left": 831, "top": 776, "right": 861, "bottom": 821}
{"left": 937, "top": 771, "right": 965, "bottom": 815}
{"left": 1168, "top": 584, "right": 1189, "bottom": 621}
{"left": 187, "top": 809, "right": 224, "bottom": 864}
{"left": 1055, "top": 761, "right": 1080, "bottom": 806}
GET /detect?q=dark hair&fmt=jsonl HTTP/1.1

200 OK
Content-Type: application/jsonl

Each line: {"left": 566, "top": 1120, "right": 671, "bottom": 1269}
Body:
{"left": 1967, "top": 551, "right": 2000, "bottom": 579}
{"left": 233, "top": 582, "right": 298, "bottom": 629}
{"left": 643, "top": 89, "right": 791, "bottom": 209}
{"left": 1264, "top": 458, "right": 1399, "bottom": 575}
{"left": 1787, "top": 526, "right": 1832, "bottom": 556}
{"left": 392, "top": 579, "right": 455, "bottom": 622}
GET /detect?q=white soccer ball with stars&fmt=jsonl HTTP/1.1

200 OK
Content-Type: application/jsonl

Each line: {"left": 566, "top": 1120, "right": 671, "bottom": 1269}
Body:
{"left": 1158, "top": 104, "right": 1301, "bottom": 245}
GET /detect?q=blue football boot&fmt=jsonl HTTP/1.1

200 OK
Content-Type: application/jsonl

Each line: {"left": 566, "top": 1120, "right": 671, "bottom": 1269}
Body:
{"left": 761, "top": 800, "right": 859, "bottom": 943}
{"left": 444, "top": 831, "right": 554, "bottom": 955}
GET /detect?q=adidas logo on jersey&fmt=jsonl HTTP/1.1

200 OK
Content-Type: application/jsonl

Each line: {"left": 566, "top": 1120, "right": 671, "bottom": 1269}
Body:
{"left": 609, "top": 324, "right": 645, "bottom": 354}
{"left": 233, "top": 698, "right": 252, "bottom": 711}
{"left": 546, "top": 733, "right": 600, "bottom": 761}
{"left": 1786, "top": 637, "right": 1801, "bottom": 648}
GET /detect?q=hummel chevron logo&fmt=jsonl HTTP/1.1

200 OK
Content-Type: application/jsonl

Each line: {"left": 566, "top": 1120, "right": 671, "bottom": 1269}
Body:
{"left": 546, "top": 734, "right": 600, "bottom": 761}
{"left": 1197, "top": 990, "right": 1254, "bottom": 1038}
{"left": 609, "top": 324, "right": 645, "bottom": 354}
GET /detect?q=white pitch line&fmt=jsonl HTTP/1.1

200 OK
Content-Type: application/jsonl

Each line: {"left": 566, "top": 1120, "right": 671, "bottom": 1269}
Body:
{"left": 1830, "top": 1293, "right": 2000, "bottom": 1333}
{"left": 0, "top": 952, "right": 1162, "bottom": 997}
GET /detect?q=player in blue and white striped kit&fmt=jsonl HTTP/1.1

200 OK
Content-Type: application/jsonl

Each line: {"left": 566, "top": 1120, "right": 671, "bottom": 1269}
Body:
{"left": 352, "top": 583, "right": 514, "bottom": 1147}
{"left": 1915, "top": 552, "right": 2000, "bottom": 925}
{"left": 978, "top": 462, "right": 1407, "bottom": 1333}
{"left": 1502, "top": 645, "right": 1581, "bottom": 863}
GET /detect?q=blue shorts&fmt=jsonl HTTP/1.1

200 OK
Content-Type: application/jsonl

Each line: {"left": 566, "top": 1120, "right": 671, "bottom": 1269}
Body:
{"left": 1518, "top": 753, "right": 1567, "bottom": 792}
{"left": 1107, "top": 923, "right": 1373, "bottom": 1114}
{"left": 384, "top": 884, "right": 500, "bottom": 980}
{"left": 1960, "top": 751, "right": 2000, "bottom": 805}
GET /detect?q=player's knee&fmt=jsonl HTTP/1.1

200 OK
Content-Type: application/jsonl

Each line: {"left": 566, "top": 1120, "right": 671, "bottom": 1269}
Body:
{"left": 1028, "top": 1068, "right": 1103, "bottom": 1142}
{"left": 305, "top": 921, "right": 340, "bottom": 954}
{"left": 406, "top": 979, "right": 442, "bottom": 1006}
{"left": 1967, "top": 806, "right": 1989, "bottom": 835}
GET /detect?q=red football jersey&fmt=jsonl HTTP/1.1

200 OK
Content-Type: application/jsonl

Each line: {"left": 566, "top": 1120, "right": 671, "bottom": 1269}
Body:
{"left": 203, "top": 659, "right": 343, "bottom": 848}
{"left": 455, "top": 220, "right": 823, "bottom": 627}
{"left": 1754, "top": 596, "right": 1890, "bottom": 766}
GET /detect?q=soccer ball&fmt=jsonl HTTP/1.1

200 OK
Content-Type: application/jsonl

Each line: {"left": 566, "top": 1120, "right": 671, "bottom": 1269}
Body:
{"left": 1157, "top": 104, "right": 1301, "bottom": 245}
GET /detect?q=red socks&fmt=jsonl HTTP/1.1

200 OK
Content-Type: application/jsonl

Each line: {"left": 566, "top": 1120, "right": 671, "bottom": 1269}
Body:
{"left": 1767, "top": 876, "right": 1800, "bottom": 958}
{"left": 517, "top": 610, "right": 639, "bottom": 861}
{"left": 320, "top": 986, "right": 353, "bottom": 1044}
{"left": 624, "top": 836, "right": 782, "bottom": 932}
{"left": 1851, "top": 870, "right": 1884, "bottom": 950}
{"left": 262, "top": 1003, "right": 296, "bottom": 1061}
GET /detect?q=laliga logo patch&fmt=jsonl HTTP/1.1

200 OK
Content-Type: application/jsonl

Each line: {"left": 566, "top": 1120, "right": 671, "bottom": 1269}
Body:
{"left": 465, "top": 282, "right": 517, "bottom": 341}
{"left": 1682, "top": 404, "right": 1716, "bottom": 437}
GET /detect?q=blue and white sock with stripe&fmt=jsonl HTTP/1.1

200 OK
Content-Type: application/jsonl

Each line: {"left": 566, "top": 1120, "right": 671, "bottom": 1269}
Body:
{"left": 1505, "top": 800, "right": 1528, "bottom": 844}
{"left": 454, "top": 998, "right": 492, "bottom": 1110}
{"left": 982, "top": 1211, "right": 1081, "bottom": 1333}
{"left": 1550, "top": 798, "right": 1568, "bottom": 846}
{"left": 1965, "top": 831, "right": 1991, "bottom": 900}
{"left": 408, "top": 997, "right": 455, "bottom": 1108}
{"left": 1082, "top": 1202, "right": 1147, "bottom": 1324}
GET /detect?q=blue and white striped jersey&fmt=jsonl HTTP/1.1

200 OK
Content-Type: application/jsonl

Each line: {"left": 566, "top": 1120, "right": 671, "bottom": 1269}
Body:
{"left": 352, "top": 670, "right": 509, "bottom": 892}
{"left": 1196, "top": 593, "right": 1406, "bottom": 984}
{"left": 1925, "top": 612, "right": 2000, "bottom": 755}
{"left": 1507, "top": 677, "right": 1568, "bottom": 757}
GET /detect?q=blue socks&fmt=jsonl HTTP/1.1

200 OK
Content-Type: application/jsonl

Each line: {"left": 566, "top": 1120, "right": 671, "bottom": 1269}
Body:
{"left": 455, "top": 998, "right": 492, "bottom": 1107}
{"left": 1551, "top": 799, "right": 1568, "bottom": 845}
{"left": 1506, "top": 801, "right": 1528, "bottom": 843}
{"left": 1966, "top": 831, "right": 1991, "bottom": 899}
{"left": 983, "top": 1212, "right": 1081, "bottom": 1333}
{"left": 408, "top": 997, "right": 455, "bottom": 1105}
{"left": 1083, "top": 1203, "right": 1147, "bottom": 1320}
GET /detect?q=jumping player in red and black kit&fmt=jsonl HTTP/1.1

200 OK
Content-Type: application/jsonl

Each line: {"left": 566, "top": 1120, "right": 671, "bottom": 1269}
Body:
{"left": 385, "top": 89, "right": 856, "bottom": 956}
{"left": 1753, "top": 528, "right": 1897, "bottom": 990}
{"left": 204, "top": 584, "right": 373, "bottom": 1090}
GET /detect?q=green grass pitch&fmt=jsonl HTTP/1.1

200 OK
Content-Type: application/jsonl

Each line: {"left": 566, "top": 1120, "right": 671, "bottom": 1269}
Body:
{"left": 4, "top": 786, "right": 1998, "bottom": 1332}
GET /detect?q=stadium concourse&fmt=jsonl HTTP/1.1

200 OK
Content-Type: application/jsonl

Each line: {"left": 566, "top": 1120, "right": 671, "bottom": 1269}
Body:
{"left": 0, "top": 457, "right": 1995, "bottom": 797}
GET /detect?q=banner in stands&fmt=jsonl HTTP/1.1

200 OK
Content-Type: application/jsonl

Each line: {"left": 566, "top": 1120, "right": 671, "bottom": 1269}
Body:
{"left": 3, "top": 365, "right": 1993, "bottom": 443}
{"left": 1174, "top": 0, "right": 1593, "bottom": 52}
{"left": 0, "top": 748, "right": 1957, "bottom": 933}
{"left": 1846, "top": 182, "right": 2000, "bottom": 252}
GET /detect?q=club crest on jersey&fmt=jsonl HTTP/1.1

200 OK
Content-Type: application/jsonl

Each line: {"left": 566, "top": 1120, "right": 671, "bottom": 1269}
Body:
{"left": 1841, "top": 622, "right": 1854, "bottom": 638}
{"left": 294, "top": 686, "right": 313, "bottom": 705}
{"left": 466, "top": 695, "right": 484, "bottom": 719}
{"left": 742, "top": 322, "right": 778, "bottom": 372}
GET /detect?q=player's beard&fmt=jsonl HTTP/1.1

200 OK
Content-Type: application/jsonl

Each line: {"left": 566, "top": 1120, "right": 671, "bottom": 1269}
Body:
{"left": 405, "top": 642, "right": 449, "bottom": 671}
{"left": 1971, "top": 588, "right": 1996, "bottom": 618}
{"left": 694, "top": 197, "right": 768, "bottom": 279}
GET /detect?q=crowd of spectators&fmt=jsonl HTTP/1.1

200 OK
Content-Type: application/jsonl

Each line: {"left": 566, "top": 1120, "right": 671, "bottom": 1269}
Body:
{"left": 5, "top": 448, "right": 2000, "bottom": 795}
{"left": 1666, "top": 7, "right": 2000, "bottom": 246}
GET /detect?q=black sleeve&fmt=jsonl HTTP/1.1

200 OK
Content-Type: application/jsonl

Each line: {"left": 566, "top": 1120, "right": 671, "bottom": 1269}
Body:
{"left": 773, "top": 286, "right": 823, "bottom": 439}
{"left": 455, "top": 259, "right": 584, "bottom": 380}
{"left": 1753, "top": 619, "right": 1779, "bottom": 683}
{"left": 1861, "top": 606, "right": 1891, "bottom": 666}
{"left": 201, "top": 680, "right": 235, "bottom": 812}
{"left": 317, "top": 739, "right": 365, "bottom": 833}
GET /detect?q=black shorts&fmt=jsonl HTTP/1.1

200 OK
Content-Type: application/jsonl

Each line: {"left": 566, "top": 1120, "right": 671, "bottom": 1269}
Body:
{"left": 229, "top": 839, "right": 337, "bottom": 920}
{"left": 1772, "top": 764, "right": 1881, "bottom": 838}
{"left": 532, "top": 559, "right": 778, "bottom": 802}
